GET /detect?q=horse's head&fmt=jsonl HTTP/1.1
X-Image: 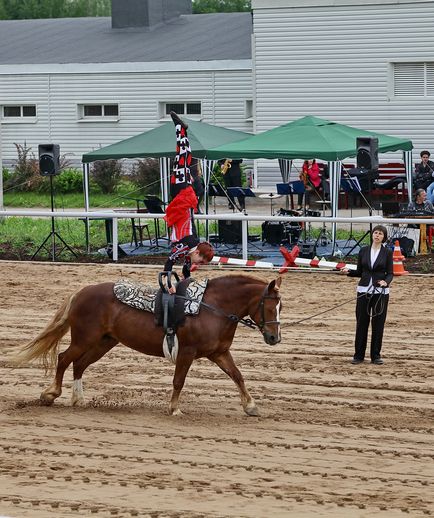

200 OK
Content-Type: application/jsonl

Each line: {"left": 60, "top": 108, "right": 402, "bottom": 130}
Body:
{"left": 251, "top": 276, "right": 282, "bottom": 346}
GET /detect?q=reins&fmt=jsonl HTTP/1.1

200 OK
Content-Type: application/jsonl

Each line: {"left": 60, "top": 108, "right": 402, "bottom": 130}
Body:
{"left": 284, "top": 288, "right": 388, "bottom": 327}
{"left": 175, "top": 284, "right": 279, "bottom": 331}
{"left": 175, "top": 294, "right": 259, "bottom": 329}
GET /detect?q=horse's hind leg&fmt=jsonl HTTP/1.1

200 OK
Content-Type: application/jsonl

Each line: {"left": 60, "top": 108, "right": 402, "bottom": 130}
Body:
{"left": 209, "top": 350, "right": 258, "bottom": 416}
{"left": 40, "top": 343, "right": 85, "bottom": 406}
{"left": 71, "top": 336, "right": 118, "bottom": 406}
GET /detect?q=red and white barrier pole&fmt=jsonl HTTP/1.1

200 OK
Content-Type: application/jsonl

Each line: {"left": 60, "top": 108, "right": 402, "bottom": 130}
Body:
{"left": 279, "top": 245, "right": 357, "bottom": 274}
{"left": 191, "top": 255, "right": 274, "bottom": 272}
{"left": 211, "top": 256, "right": 274, "bottom": 268}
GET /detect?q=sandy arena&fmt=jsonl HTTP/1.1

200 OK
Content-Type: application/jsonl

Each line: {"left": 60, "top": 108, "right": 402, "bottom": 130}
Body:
{"left": 0, "top": 261, "right": 433, "bottom": 518}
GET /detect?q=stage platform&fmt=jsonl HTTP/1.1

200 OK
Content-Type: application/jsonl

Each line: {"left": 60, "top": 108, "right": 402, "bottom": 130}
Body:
{"left": 99, "top": 237, "right": 361, "bottom": 266}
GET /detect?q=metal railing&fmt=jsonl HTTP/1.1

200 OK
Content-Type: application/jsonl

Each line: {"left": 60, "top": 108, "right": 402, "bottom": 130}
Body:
{"left": 1, "top": 209, "right": 431, "bottom": 261}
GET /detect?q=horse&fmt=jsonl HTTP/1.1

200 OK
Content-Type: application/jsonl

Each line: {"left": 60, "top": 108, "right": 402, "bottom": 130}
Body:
{"left": 16, "top": 274, "right": 282, "bottom": 416}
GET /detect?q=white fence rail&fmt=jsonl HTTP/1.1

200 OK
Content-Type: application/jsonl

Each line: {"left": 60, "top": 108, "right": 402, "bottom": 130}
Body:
{"left": 2, "top": 209, "right": 430, "bottom": 262}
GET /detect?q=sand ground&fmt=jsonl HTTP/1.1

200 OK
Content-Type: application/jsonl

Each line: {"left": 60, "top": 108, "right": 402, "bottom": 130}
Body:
{"left": 0, "top": 261, "right": 433, "bottom": 518}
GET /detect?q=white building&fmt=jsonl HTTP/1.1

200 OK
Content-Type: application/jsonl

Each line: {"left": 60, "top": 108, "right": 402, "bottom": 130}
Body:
{"left": 252, "top": 0, "right": 434, "bottom": 185}
{"left": 1, "top": 0, "right": 434, "bottom": 188}
{"left": 0, "top": 0, "right": 253, "bottom": 166}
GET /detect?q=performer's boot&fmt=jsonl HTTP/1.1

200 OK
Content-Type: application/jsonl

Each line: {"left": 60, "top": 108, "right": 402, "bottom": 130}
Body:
{"left": 170, "top": 111, "right": 188, "bottom": 130}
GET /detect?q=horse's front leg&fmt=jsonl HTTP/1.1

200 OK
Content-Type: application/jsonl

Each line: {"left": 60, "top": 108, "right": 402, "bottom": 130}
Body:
{"left": 209, "top": 350, "right": 258, "bottom": 416}
{"left": 169, "top": 346, "right": 195, "bottom": 416}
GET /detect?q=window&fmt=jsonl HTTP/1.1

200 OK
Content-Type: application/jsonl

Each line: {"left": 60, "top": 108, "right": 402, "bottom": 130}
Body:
{"left": 393, "top": 62, "right": 434, "bottom": 97}
{"left": 160, "top": 102, "right": 202, "bottom": 118}
{"left": 245, "top": 100, "right": 253, "bottom": 121}
{"left": 78, "top": 104, "right": 119, "bottom": 120}
{"left": 2, "top": 105, "right": 36, "bottom": 118}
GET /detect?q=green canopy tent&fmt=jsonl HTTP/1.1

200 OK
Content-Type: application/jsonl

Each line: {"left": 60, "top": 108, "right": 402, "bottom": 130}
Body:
{"left": 81, "top": 119, "right": 252, "bottom": 246}
{"left": 207, "top": 115, "right": 414, "bottom": 252}
{"left": 81, "top": 118, "right": 252, "bottom": 211}
{"left": 206, "top": 115, "right": 413, "bottom": 161}
{"left": 82, "top": 118, "right": 252, "bottom": 163}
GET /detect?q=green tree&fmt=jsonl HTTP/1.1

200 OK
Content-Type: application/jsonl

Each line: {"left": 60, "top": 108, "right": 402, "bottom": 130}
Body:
{"left": 192, "top": 0, "right": 251, "bottom": 14}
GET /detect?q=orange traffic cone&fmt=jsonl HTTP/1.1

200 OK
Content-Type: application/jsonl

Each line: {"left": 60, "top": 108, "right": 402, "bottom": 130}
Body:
{"left": 392, "top": 240, "right": 409, "bottom": 276}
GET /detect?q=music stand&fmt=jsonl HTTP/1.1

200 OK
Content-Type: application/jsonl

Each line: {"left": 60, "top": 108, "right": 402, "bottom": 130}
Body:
{"left": 276, "top": 183, "right": 291, "bottom": 209}
{"left": 226, "top": 187, "right": 254, "bottom": 213}
{"left": 277, "top": 181, "right": 305, "bottom": 210}
{"left": 208, "top": 183, "right": 226, "bottom": 213}
{"left": 313, "top": 199, "right": 332, "bottom": 246}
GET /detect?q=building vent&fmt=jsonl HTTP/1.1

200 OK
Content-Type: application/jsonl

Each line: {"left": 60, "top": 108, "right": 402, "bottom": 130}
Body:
{"left": 111, "top": 0, "right": 192, "bottom": 29}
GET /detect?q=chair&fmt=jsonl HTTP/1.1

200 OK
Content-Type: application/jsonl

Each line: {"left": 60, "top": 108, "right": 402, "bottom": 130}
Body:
{"left": 143, "top": 196, "right": 166, "bottom": 247}
{"left": 340, "top": 177, "right": 362, "bottom": 209}
{"left": 130, "top": 209, "right": 152, "bottom": 248}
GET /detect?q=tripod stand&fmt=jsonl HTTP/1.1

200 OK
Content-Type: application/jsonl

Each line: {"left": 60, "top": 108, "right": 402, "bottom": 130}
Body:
{"left": 340, "top": 173, "right": 374, "bottom": 257}
{"left": 314, "top": 199, "right": 332, "bottom": 247}
{"left": 31, "top": 175, "right": 77, "bottom": 261}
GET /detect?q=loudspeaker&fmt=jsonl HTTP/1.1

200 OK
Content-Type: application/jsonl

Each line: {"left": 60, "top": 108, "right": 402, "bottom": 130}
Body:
{"left": 38, "top": 144, "right": 60, "bottom": 176}
{"left": 356, "top": 137, "right": 378, "bottom": 171}
{"left": 218, "top": 220, "right": 242, "bottom": 243}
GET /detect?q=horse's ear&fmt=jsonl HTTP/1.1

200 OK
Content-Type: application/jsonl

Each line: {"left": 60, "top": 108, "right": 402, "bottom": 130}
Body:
{"left": 268, "top": 276, "right": 282, "bottom": 293}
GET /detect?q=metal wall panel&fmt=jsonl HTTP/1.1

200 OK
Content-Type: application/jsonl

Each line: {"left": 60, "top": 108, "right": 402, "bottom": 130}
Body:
{"left": 253, "top": 1, "right": 434, "bottom": 187}
{"left": 0, "top": 68, "right": 252, "bottom": 165}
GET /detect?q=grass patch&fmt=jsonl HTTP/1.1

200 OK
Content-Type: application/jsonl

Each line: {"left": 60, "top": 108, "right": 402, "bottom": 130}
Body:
{"left": 3, "top": 180, "right": 146, "bottom": 209}
{"left": 0, "top": 217, "right": 135, "bottom": 260}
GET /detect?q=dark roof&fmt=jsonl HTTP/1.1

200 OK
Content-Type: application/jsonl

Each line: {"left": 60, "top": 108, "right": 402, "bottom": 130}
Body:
{"left": 0, "top": 12, "right": 252, "bottom": 65}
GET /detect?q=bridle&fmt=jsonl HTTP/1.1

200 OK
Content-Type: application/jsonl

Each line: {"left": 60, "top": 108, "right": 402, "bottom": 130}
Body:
{"left": 249, "top": 285, "right": 281, "bottom": 333}
{"left": 180, "top": 284, "right": 281, "bottom": 333}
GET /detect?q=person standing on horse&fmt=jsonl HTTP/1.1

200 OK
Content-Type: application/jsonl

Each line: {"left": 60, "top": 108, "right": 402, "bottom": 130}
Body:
{"left": 163, "top": 111, "right": 214, "bottom": 293}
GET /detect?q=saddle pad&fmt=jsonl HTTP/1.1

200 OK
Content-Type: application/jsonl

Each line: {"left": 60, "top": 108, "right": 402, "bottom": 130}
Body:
{"left": 113, "top": 278, "right": 208, "bottom": 315}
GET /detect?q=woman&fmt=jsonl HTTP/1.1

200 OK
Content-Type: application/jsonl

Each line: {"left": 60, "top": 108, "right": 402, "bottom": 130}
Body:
{"left": 341, "top": 225, "right": 393, "bottom": 365}
{"left": 163, "top": 111, "right": 214, "bottom": 292}
{"left": 297, "top": 159, "right": 321, "bottom": 210}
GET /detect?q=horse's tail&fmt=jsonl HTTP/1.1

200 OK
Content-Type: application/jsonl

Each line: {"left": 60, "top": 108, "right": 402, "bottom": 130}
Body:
{"left": 14, "top": 292, "right": 76, "bottom": 373}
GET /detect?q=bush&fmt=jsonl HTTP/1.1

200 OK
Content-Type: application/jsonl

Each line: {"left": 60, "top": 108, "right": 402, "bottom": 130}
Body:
{"left": 130, "top": 158, "right": 161, "bottom": 196}
{"left": 90, "top": 160, "right": 123, "bottom": 194}
{"left": 2, "top": 167, "right": 11, "bottom": 185}
{"left": 4, "top": 143, "right": 42, "bottom": 192}
{"left": 54, "top": 168, "right": 83, "bottom": 193}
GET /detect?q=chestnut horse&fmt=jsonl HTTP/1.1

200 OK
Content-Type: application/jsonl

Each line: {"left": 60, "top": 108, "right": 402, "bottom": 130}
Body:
{"left": 17, "top": 274, "right": 282, "bottom": 415}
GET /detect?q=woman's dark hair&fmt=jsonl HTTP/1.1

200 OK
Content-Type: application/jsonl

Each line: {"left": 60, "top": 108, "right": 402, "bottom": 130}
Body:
{"left": 372, "top": 224, "right": 388, "bottom": 243}
{"left": 420, "top": 150, "right": 430, "bottom": 158}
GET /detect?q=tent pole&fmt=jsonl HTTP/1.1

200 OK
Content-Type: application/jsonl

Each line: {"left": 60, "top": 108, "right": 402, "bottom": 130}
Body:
{"left": 82, "top": 163, "right": 90, "bottom": 253}
{"left": 203, "top": 158, "right": 211, "bottom": 240}
{"left": 329, "top": 160, "right": 342, "bottom": 255}
{"left": 403, "top": 150, "right": 413, "bottom": 202}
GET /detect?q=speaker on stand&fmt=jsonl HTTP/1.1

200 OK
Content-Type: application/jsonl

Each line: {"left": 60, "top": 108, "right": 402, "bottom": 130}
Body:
{"left": 356, "top": 136, "right": 379, "bottom": 170}
{"left": 31, "top": 144, "right": 77, "bottom": 261}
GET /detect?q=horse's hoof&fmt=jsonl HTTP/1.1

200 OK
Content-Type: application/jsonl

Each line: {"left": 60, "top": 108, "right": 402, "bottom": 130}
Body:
{"left": 170, "top": 408, "right": 183, "bottom": 416}
{"left": 40, "top": 396, "right": 55, "bottom": 406}
{"left": 40, "top": 392, "right": 56, "bottom": 406}
{"left": 244, "top": 404, "right": 259, "bottom": 417}
{"left": 71, "top": 398, "right": 86, "bottom": 407}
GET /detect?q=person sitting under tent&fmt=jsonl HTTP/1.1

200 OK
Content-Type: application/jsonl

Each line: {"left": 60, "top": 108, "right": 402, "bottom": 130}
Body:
{"left": 163, "top": 111, "right": 214, "bottom": 294}
{"left": 297, "top": 159, "right": 321, "bottom": 210}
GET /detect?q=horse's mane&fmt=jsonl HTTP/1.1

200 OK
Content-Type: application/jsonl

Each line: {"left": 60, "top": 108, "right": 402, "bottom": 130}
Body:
{"left": 209, "top": 274, "right": 267, "bottom": 289}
